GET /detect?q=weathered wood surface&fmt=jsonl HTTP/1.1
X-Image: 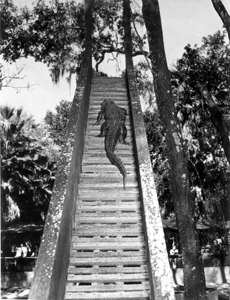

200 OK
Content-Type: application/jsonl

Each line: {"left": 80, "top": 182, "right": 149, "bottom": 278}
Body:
{"left": 65, "top": 77, "right": 151, "bottom": 300}
{"left": 65, "top": 291, "right": 149, "bottom": 300}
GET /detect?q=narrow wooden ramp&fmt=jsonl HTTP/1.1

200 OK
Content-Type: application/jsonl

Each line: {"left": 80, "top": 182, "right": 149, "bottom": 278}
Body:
{"left": 65, "top": 77, "right": 151, "bottom": 300}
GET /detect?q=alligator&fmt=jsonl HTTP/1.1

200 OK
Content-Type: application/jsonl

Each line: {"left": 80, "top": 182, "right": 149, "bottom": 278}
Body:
{"left": 95, "top": 99, "right": 128, "bottom": 189}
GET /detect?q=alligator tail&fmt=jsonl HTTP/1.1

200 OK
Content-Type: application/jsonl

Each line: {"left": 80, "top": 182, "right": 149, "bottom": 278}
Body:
{"left": 106, "top": 151, "right": 127, "bottom": 189}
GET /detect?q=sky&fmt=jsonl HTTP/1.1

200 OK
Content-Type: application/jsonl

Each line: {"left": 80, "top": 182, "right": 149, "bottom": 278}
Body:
{"left": 1, "top": 0, "right": 230, "bottom": 122}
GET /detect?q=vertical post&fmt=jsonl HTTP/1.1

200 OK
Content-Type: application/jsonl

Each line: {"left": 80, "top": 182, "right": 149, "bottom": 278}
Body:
{"left": 123, "top": 0, "right": 133, "bottom": 65}
{"left": 123, "top": 0, "right": 175, "bottom": 299}
{"left": 85, "top": 0, "right": 92, "bottom": 53}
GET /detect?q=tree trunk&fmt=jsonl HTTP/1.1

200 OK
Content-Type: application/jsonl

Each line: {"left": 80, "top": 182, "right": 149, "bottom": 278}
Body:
{"left": 141, "top": 0, "right": 207, "bottom": 299}
{"left": 211, "top": 0, "right": 230, "bottom": 40}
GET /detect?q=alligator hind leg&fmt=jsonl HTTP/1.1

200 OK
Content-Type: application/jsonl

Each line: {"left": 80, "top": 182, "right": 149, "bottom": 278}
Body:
{"left": 119, "top": 123, "right": 129, "bottom": 145}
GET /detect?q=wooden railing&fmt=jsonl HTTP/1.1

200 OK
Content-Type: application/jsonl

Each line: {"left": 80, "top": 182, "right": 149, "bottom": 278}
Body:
{"left": 28, "top": 2, "right": 92, "bottom": 299}
{"left": 28, "top": 51, "right": 92, "bottom": 300}
{"left": 123, "top": 1, "right": 175, "bottom": 299}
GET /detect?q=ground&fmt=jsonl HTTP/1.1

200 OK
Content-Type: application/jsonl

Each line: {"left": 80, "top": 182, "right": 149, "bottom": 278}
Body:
{"left": 1, "top": 284, "right": 230, "bottom": 299}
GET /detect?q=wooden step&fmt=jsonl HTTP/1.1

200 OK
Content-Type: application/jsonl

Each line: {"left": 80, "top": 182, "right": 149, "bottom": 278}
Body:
{"left": 66, "top": 282, "right": 149, "bottom": 292}
{"left": 70, "top": 250, "right": 146, "bottom": 258}
{"left": 90, "top": 91, "right": 128, "bottom": 96}
{"left": 69, "top": 256, "right": 147, "bottom": 266}
{"left": 78, "top": 187, "right": 138, "bottom": 195}
{"left": 65, "top": 291, "right": 150, "bottom": 300}
{"left": 76, "top": 203, "right": 140, "bottom": 210}
{"left": 68, "top": 265, "right": 148, "bottom": 274}
{"left": 67, "top": 273, "right": 149, "bottom": 283}
{"left": 72, "top": 236, "right": 144, "bottom": 243}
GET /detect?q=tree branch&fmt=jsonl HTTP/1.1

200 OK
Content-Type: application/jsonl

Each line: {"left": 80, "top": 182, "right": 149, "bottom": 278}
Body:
{"left": 130, "top": 9, "right": 154, "bottom": 76}
{"left": 94, "top": 46, "right": 149, "bottom": 72}
{"left": 211, "top": 0, "right": 230, "bottom": 40}
{"left": 0, "top": 65, "right": 34, "bottom": 92}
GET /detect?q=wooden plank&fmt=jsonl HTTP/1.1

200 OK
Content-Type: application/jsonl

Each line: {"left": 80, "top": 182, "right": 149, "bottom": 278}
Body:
{"left": 75, "top": 224, "right": 143, "bottom": 233}
{"left": 68, "top": 265, "right": 148, "bottom": 274}
{"left": 83, "top": 149, "right": 134, "bottom": 155}
{"left": 75, "top": 217, "right": 141, "bottom": 224}
{"left": 77, "top": 199, "right": 140, "bottom": 205}
{"left": 75, "top": 230, "right": 143, "bottom": 236}
{"left": 90, "top": 97, "right": 128, "bottom": 101}
{"left": 65, "top": 290, "right": 150, "bottom": 300}
{"left": 76, "top": 212, "right": 141, "bottom": 217}
{"left": 83, "top": 152, "right": 134, "bottom": 158}
{"left": 74, "top": 232, "right": 143, "bottom": 237}
{"left": 78, "top": 182, "right": 138, "bottom": 189}
{"left": 86, "top": 129, "right": 133, "bottom": 135}
{"left": 78, "top": 189, "right": 139, "bottom": 197}
{"left": 83, "top": 145, "right": 134, "bottom": 151}
{"left": 67, "top": 273, "right": 149, "bottom": 283}
{"left": 83, "top": 142, "right": 133, "bottom": 148}
{"left": 81, "top": 167, "right": 136, "bottom": 176}
{"left": 70, "top": 250, "right": 146, "bottom": 258}
{"left": 86, "top": 132, "right": 132, "bottom": 138}
{"left": 77, "top": 199, "right": 140, "bottom": 204}
{"left": 71, "top": 241, "right": 145, "bottom": 250}
{"left": 92, "top": 78, "right": 125, "bottom": 81}
{"left": 80, "top": 177, "right": 138, "bottom": 187}
{"left": 82, "top": 157, "right": 135, "bottom": 164}
{"left": 90, "top": 88, "right": 127, "bottom": 93}
{"left": 71, "top": 237, "right": 144, "bottom": 243}
{"left": 76, "top": 212, "right": 142, "bottom": 218}
{"left": 75, "top": 229, "right": 143, "bottom": 236}
{"left": 77, "top": 209, "right": 140, "bottom": 214}
{"left": 69, "top": 256, "right": 146, "bottom": 265}
{"left": 77, "top": 204, "right": 140, "bottom": 211}
{"left": 80, "top": 167, "right": 135, "bottom": 174}
{"left": 91, "top": 83, "right": 126, "bottom": 87}
{"left": 90, "top": 81, "right": 126, "bottom": 89}
{"left": 78, "top": 188, "right": 138, "bottom": 194}
{"left": 77, "top": 199, "right": 139, "bottom": 204}
{"left": 84, "top": 137, "right": 132, "bottom": 145}
{"left": 90, "top": 92, "right": 128, "bottom": 96}
{"left": 66, "top": 282, "right": 149, "bottom": 291}
{"left": 79, "top": 177, "right": 138, "bottom": 184}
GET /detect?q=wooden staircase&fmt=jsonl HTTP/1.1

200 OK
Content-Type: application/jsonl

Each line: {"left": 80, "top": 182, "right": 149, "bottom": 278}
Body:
{"left": 65, "top": 77, "right": 151, "bottom": 300}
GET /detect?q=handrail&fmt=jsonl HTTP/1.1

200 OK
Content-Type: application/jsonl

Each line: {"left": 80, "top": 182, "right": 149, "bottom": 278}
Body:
{"left": 28, "top": 35, "right": 92, "bottom": 300}
{"left": 28, "top": 1, "right": 92, "bottom": 298}
{"left": 123, "top": 1, "right": 175, "bottom": 299}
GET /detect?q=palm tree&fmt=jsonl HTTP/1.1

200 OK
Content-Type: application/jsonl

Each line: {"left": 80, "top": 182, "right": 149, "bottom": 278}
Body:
{"left": 1, "top": 106, "right": 55, "bottom": 223}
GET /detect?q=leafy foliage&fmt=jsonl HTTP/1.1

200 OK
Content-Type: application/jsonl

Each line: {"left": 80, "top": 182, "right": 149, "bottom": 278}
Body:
{"left": 171, "top": 30, "right": 230, "bottom": 223}
{"left": 1, "top": 106, "right": 56, "bottom": 223}
{"left": 1, "top": 0, "right": 85, "bottom": 82}
{"left": 44, "top": 100, "right": 71, "bottom": 147}
{"left": 143, "top": 31, "right": 229, "bottom": 231}
{"left": 134, "top": 61, "right": 155, "bottom": 110}
{"left": 0, "top": 0, "right": 148, "bottom": 78}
